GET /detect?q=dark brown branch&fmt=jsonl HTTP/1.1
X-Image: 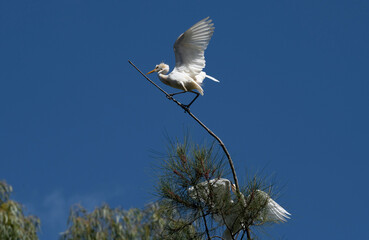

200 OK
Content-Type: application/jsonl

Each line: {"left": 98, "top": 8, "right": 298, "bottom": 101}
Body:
{"left": 239, "top": 229, "right": 246, "bottom": 240}
{"left": 186, "top": 110, "right": 240, "bottom": 195}
{"left": 220, "top": 211, "right": 236, "bottom": 240}
{"left": 200, "top": 208, "right": 211, "bottom": 240}
{"left": 246, "top": 228, "right": 251, "bottom": 240}
{"left": 128, "top": 60, "right": 241, "bottom": 195}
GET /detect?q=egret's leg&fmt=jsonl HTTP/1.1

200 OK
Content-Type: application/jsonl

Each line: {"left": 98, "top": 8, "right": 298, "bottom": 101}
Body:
{"left": 167, "top": 91, "right": 187, "bottom": 100}
{"left": 183, "top": 91, "right": 200, "bottom": 109}
{"left": 168, "top": 91, "right": 187, "bottom": 97}
{"left": 167, "top": 90, "right": 200, "bottom": 110}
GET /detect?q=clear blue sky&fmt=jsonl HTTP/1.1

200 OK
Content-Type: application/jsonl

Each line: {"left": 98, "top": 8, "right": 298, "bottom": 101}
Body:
{"left": 1, "top": 0, "right": 368, "bottom": 239}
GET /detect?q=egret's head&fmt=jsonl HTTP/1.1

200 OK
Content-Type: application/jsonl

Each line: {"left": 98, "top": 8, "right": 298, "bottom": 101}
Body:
{"left": 147, "top": 63, "right": 170, "bottom": 75}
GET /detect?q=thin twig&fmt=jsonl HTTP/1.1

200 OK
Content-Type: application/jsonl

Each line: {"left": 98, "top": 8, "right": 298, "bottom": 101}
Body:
{"left": 220, "top": 211, "right": 236, "bottom": 240}
{"left": 186, "top": 110, "right": 240, "bottom": 195}
{"left": 239, "top": 229, "right": 246, "bottom": 240}
{"left": 246, "top": 228, "right": 251, "bottom": 240}
{"left": 128, "top": 60, "right": 241, "bottom": 195}
{"left": 200, "top": 208, "right": 211, "bottom": 240}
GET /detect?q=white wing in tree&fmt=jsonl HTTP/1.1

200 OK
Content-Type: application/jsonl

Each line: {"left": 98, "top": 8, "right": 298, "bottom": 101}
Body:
{"left": 188, "top": 179, "right": 291, "bottom": 239}
{"left": 255, "top": 190, "right": 291, "bottom": 223}
{"left": 173, "top": 17, "right": 214, "bottom": 77}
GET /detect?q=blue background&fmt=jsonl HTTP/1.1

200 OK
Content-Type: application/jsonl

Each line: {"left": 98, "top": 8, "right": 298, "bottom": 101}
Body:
{"left": 1, "top": 0, "right": 368, "bottom": 239}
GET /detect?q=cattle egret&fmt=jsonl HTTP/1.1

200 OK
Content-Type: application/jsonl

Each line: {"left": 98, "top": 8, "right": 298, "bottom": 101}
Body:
{"left": 188, "top": 178, "right": 290, "bottom": 240}
{"left": 147, "top": 17, "right": 219, "bottom": 109}
{"left": 188, "top": 178, "right": 232, "bottom": 207}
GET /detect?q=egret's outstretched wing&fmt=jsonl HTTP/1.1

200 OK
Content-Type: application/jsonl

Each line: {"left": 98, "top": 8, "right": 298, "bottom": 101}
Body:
{"left": 173, "top": 17, "right": 214, "bottom": 77}
{"left": 264, "top": 197, "right": 291, "bottom": 222}
{"left": 255, "top": 190, "right": 291, "bottom": 223}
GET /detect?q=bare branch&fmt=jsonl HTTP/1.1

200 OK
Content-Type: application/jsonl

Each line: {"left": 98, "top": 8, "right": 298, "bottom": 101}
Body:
{"left": 200, "top": 208, "right": 211, "bottom": 240}
{"left": 246, "top": 228, "right": 251, "bottom": 240}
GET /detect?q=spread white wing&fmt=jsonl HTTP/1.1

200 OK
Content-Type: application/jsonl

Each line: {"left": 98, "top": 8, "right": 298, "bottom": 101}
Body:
{"left": 173, "top": 17, "right": 214, "bottom": 77}
{"left": 255, "top": 190, "right": 291, "bottom": 223}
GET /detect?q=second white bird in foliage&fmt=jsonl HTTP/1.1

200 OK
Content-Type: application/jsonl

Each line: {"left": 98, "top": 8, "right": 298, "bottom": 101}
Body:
{"left": 188, "top": 178, "right": 291, "bottom": 240}
{"left": 147, "top": 17, "right": 219, "bottom": 108}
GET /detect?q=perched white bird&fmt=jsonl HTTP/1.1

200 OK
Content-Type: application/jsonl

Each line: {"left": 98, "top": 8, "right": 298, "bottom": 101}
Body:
{"left": 188, "top": 178, "right": 241, "bottom": 240}
{"left": 188, "top": 178, "right": 232, "bottom": 207}
{"left": 147, "top": 17, "right": 219, "bottom": 108}
{"left": 188, "top": 178, "right": 291, "bottom": 240}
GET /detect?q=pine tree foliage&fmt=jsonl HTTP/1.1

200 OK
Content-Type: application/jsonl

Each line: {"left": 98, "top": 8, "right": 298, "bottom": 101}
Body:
{"left": 156, "top": 139, "right": 289, "bottom": 240}
{"left": 0, "top": 181, "right": 40, "bottom": 240}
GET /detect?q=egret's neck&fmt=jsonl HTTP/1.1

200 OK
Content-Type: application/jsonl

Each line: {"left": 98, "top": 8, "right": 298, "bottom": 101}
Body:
{"left": 158, "top": 73, "right": 168, "bottom": 80}
{"left": 158, "top": 73, "right": 169, "bottom": 85}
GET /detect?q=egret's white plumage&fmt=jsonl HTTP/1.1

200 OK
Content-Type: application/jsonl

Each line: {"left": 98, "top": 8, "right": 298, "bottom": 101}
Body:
{"left": 254, "top": 190, "right": 291, "bottom": 223}
{"left": 188, "top": 178, "right": 291, "bottom": 240}
{"left": 147, "top": 17, "right": 219, "bottom": 98}
{"left": 188, "top": 178, "right": 231, "bottom": 206}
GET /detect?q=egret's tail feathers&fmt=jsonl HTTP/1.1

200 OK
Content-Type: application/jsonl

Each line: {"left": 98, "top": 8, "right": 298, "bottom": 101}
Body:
{"left": 195, "top": 72, "right": 206, "bottom": 84}
{"left": 206, "top": 75, "right": 220, "bottom": 82}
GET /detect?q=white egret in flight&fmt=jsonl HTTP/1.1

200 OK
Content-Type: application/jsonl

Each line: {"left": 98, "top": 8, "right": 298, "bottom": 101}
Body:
{"left": 188, "top": 178, "right": 290, "bottom": 240}
{"left": 147, "top": 17, "right": 219, "bottom": 109}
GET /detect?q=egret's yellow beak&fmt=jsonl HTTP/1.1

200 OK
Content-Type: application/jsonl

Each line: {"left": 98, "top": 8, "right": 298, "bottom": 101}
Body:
{"left": 146, "top": 69, "right": 156, "bottom": 75}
